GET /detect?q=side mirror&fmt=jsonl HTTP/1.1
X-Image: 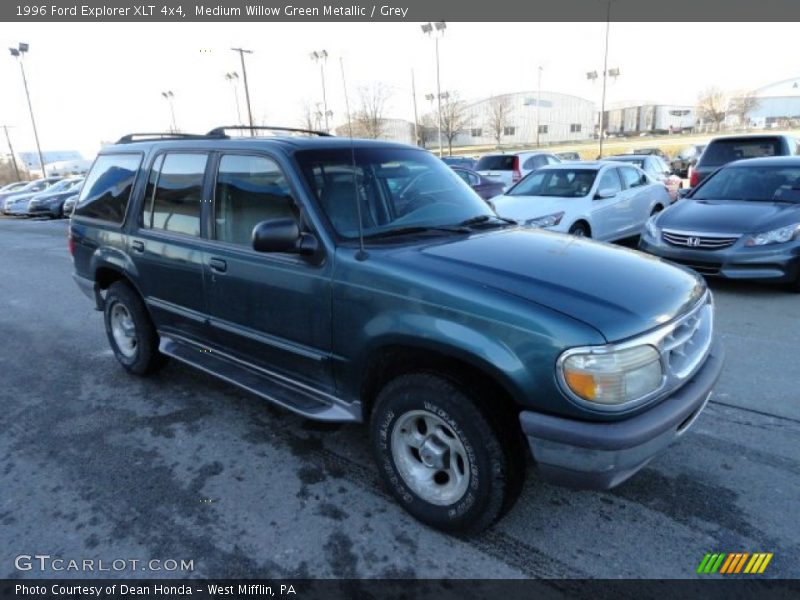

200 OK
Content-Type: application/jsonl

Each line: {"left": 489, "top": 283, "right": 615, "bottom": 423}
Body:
{"left": 252, "top": 219, "right": 318, "bottom": 255}
{"left": 677, "top": 188, "right": 691, "bottom": 199}
{"left": 594, "top": 187, "right": 617, "bottom": 199}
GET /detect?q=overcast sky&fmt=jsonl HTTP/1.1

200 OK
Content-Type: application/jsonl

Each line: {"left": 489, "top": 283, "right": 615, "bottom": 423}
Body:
{"left": 1, "top": 21, "right": 798, "bottom": 158}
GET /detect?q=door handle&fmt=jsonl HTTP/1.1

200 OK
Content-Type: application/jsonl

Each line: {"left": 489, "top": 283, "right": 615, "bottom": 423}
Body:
{"left": 209, "top": 258, "right": 227, "bottom": 273}
{"left": 131, "top": 240, "right": 144, "bottom": 253}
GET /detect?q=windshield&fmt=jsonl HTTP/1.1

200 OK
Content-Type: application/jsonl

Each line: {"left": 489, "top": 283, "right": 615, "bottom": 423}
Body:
{"left": 677, "top": 147, "right": 697, "bottom": 159}
{"left": 508, "top": 168, "right": 598, "bottom": 197}
{"left": 701, "top": 138, "right": 782, "bottom": 167}
{"left": 44, "top": 179, "right": 76, "bottom": 193}
{"left": 692, "top": 166, "right": 800, "bottom": 202}
{"left": 1, "top": 182, "right": 28, "bottom": 192}
{"left": 295, "top": 147, "right": 496, "bottom": 239}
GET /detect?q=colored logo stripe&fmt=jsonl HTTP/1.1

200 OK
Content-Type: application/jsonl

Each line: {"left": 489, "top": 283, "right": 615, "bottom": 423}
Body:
{"left": 698, "top": 552, "right": 773, "bottom": 574}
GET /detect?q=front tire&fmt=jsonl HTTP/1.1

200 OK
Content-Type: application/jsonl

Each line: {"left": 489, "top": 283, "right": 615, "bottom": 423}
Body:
{"left": 103, "top": 281, "right": 166, "bottom": 375}
{"left": 370, "top": 373, "right": 523, "bottom": 533}
{"left": 568, "top": 222, "right": 590, "bottom": 237}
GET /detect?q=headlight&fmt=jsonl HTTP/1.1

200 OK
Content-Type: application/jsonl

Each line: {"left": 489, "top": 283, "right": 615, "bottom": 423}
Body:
{"left": 559, "top": 345, "right": 663, "bottom": 407}
{"left": 645, "top": 216, "right": 660, "bottom": 239}
{"left": 526, "top": 212, "right": 564, "bottom": 228}
{"left": 744, "top": 223, "right": 800, "bottom": 246}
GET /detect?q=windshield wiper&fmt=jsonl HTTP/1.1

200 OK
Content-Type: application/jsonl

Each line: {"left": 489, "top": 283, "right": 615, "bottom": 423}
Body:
{"left": 363, "top": 225, "right": 471, "bottom": 240}
{"left": 457, "top": 214, "right": 517, "bottom": 228}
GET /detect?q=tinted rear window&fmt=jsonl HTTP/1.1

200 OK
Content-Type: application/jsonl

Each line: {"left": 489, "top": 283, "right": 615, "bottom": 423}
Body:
{"left": 74, "top": 154, "right": 142, "bottom": 223}
{"left": 475, "top": 155, "right": 516, "bottom": 171}
{"left": 701, "top": 138, "right": 783, "bottom": 167}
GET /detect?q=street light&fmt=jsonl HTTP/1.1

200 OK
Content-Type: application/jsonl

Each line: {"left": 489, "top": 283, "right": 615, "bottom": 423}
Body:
{"left": 310, "top": 50, "right": 332, "bottom": 132}
{"left": 224, "top": 72, "right": 243, "bottom": 124}
{"left": 9, "top": 43, "right": 45, "bottom": 178}
{"left": 586, "top": 0, "right": 619, "bottom": 158}
{"left": 421, "top": 21, "right": 446, "bottom": 157}
{"left": 231, "top": 47, "right": 255, "bottom": 134}
{"left": 161, "top": 91, "right": 177, "bottom": 133}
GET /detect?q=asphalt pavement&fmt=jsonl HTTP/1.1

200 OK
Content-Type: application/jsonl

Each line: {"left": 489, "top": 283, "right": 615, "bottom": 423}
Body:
{"left": 1, "top": 217, "right": 798, "bottom": 580}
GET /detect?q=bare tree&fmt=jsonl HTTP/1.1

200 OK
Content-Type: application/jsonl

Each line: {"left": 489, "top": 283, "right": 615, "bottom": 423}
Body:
{"left": 299, "top": 101, "right": 316, "bottom": 131}
{"left": 728, "top": 91, "right": 760, "bottom": 128}
{"left": 417, "top": 113, "right": 438, "bottom": 149}
{"left": 352, "top": 83, "right": 391, "bottom": 139}
{"left": 440, "top": 92, "right": 470, "bottom": 155}
{"left": 485, "top": 95, "right": 513, "bottom": 146}
{"left": 697, "top": 87, "right": 727, "bottom": 132}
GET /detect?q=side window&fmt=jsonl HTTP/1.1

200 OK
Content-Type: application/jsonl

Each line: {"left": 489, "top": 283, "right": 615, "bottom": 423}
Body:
{"left": 74, "top": 153, "right": 142, "bottom": 223}
{"left": 214, "top": 154, "right": 298, "bottom": 247}
{"left": 143, "top": 153, "right": 207, "bottom": 237}
{"left": 523, "top": 155, "right": 546, "bottom": 170}
{"left": 467, "top": 171, "right": 480, "bottom": 186}
{"left": 620, "top": 166, "right": 644, "bottom": 188}
{"left": 597, "top": 169, "right": 622, "bottom": 194}
{"left": 454, "top": 169, "right": 471, "bottom": 184}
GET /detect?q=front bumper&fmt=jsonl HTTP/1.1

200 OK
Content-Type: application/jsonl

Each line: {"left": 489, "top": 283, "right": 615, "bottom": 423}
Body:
{"left": 520, "top": 339, "right": 724, "bottom": 490}
{"left": 639, "top": 237, "right": 800, "bottom": 283}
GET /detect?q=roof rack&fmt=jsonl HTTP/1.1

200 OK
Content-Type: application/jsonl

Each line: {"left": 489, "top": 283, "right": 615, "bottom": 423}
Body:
{"left": 206, "top": 125, "right": 333, "bottom": 137}
{"left": 115, "top": 132, "right": 222, "bottom": 144}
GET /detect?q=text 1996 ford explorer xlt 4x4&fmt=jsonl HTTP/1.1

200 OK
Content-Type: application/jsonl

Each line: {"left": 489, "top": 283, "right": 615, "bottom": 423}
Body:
{"left": 69, "top": 128, "right": 724, "bottom": 533}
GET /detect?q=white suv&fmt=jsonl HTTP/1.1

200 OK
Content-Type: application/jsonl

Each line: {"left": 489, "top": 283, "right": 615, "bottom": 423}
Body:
{"left": 475, "top": 151, "right": 561, "bottom": 190}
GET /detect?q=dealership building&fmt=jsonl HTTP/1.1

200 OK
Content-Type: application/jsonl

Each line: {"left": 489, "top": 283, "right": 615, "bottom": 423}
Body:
{"left": 732, "top": 76, "right": 800, "bottom": 127}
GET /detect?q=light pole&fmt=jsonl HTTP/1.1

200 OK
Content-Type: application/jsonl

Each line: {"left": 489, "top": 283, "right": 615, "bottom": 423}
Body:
{"left": 587, "top": 0, "right": 619, "bottom": 158}
{"left": 9, "top": 43, "right": 45, "bottom": 178}
{"left": 421, "top": 21, "right": 446, "bottom": 157}
{"left": 225, "top": 72, "right": 243, "bottom": 124}
{"left": 310, "top": 50, "right": 332, "bottom": 132}
{"left": 2, "top": 125, "right": 22, "bottom": 180}
{"left": 231, "top": 47, "right": 255, "bottom": 134}
{"left": 161, "top": 91, "right": 177, "bottom": 133}
{"left": 536, "top": 65, "right": 543, "bottom": 148}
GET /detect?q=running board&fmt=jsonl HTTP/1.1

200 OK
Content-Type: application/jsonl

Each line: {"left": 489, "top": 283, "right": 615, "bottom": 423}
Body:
{"left": 159, "top": 334, "right": 360, "bottom": 422}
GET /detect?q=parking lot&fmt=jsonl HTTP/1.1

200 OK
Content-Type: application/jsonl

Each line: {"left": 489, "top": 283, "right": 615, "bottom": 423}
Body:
{"left": 1, "top": 216, "right": 798, "bottom": 579}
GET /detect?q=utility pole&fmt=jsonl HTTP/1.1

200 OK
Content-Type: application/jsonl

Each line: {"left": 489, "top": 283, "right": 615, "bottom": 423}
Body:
{"left": 225, "top": 72, "right": 243, "bottom": 124}
{"left": 231, "top": 47, "right": 255, "bottom": 134}
{"left": 411, "top": 69, "right": 420, "bottom": 146}
{"left": 599, "top": 0, "right": 611, "bottom": 158}
{"left": 310, "top": 50, "right": 331, "bottom": 132}
{"left": 2, "top": 125, "right": 22, "bottom": 180}
{"left": 421, "top": 22, "right": 447, "bottom": 157}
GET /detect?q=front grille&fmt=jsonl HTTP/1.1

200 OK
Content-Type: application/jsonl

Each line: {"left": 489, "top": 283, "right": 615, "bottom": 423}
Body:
{"left": 661, "top": 295, "right": 714, "bottom": 383}
{"left": 662, "top": 229, "right": 740, "bottom": 250}
{"left": 668, "top": 258, "right": 721, "bottom": 276}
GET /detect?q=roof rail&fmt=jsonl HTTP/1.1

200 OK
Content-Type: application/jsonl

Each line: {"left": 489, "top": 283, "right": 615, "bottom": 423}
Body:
{"left": 206, "top": 125, "right": 333, "bottom": 137}
{"left": 115, "top": 132, "right": 222, "bottom": 144}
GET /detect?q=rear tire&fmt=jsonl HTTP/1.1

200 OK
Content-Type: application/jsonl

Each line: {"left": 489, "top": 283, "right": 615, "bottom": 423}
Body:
{"left": 103, "top": 281, "right": 166, "bottom": 375}
{"left": 370, "top": 373, "right": 524, "bottom": 533}
{"left": 568, "top": 222, "right": 590, "bottom": 238}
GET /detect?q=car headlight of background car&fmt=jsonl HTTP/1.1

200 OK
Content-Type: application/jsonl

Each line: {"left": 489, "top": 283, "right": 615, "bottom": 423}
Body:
{"left": 744, "top": 223, "right": 800, "bottom": 246}
{"left": 526, "top": 212, "right": 565, "bottom": 228}
{"left": 558, "top": 345, "right": 664, "bottom": 408}
{"left": 645, "top": 215, "right": 660, "bottom": 239}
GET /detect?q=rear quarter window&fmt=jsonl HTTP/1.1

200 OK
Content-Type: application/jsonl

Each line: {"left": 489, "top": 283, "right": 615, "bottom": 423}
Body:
{"left": 74, "top": 153, "right": 142, "bottom": 223}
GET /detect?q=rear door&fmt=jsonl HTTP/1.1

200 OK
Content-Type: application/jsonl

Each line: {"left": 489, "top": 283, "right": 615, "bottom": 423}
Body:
{"left": 130, "top": 151, "right": 210, "bottom": 342}
{"left": 619, "top": 166, "right": 655, "bottom": 235}
{"left": 202, "top": 151, "right": 334, "bottom": 392}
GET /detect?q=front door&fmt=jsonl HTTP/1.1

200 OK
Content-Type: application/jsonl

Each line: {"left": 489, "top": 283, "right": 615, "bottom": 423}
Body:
{"left": 202, "top": 152, "right": 334, "bottom": 392}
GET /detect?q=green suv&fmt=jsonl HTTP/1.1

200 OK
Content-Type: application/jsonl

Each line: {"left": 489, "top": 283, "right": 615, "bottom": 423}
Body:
{"left": 69, "top": 128, "right": 724, "bottom": 532}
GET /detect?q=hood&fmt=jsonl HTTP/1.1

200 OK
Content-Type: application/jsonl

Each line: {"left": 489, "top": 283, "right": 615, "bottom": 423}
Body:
{"left": 31, "top": 190, "right": 74, "bottom": 203}
{"left": 658, "top": 198, "right": 800, "bottom": 234}
{"left": 493, "top": 195, "right": 575, "bottom": 222}
{"left": 6, "top": 192, "right": 38, "bottom": 203}
{"left": 388, "top": 228, "right": 705, "bottom": 342}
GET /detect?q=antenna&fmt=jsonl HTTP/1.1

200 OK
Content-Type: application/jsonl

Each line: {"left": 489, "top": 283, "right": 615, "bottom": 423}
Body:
{"left": 340, "top": 56, "right": 367, "bottom": 261}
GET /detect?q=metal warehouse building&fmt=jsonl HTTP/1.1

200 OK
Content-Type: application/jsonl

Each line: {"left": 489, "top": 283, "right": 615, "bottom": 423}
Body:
{"left": 451, "top": 91, "right": 596, "bottom": 148}
{"left": 602, "top": 103, "right": 696, "bottom": 136}
{"left": 739, "top": 77, "right": 800, "bottom": 127}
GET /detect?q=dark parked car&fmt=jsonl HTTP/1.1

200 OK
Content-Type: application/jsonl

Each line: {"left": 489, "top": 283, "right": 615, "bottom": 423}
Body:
{"left": 689, "top": 134, "right": 800, "bottom": 188}
{"left": 70, "top": 127, "right": 723, "bottom": 532}
{"left": 640, "top": 156, "right": 800, "bottom": 291}
{"left": 442, "top": 156, "right": 476, "bottom": 170}
{"left": 671, "top": 144, "right": 705, "bottom": 178}
{"left": 28, "top": 177, "right": 84, "bottom": 218}
{"left": 451, "top": 167, "right": 505, "bottom": 202}
{"left": 2, "top": 177, "right": 65, "bottom": 215}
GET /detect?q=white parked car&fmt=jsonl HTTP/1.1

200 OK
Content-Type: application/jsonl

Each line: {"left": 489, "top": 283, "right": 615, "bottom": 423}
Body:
{"left": 475, "top": 151, "right": 561, "bottom": 190}
{"left": 492, "top": 162, "right": 672, "bottom": 241}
